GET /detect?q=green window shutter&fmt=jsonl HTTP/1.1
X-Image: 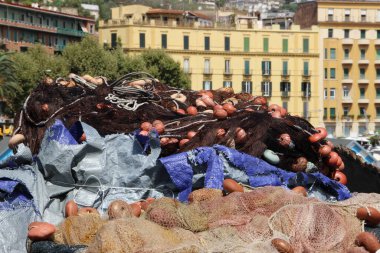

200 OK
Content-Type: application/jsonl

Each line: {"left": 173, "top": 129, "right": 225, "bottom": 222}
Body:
{"left": 304, "top": 61, "right": 309, "bottom": 75}
{"left": 161, "top": 34, "right": 167, "bottom": 49}
{"left": 139, "top": 33, "right": 145, "bottom": 48}
{"left": 244, "top": 37, "right": 249, "bottom": 52}
{"left": 225, "top": 37, "right": 230, "bottom": 51}
{"left": 184, "top": 35, "right": 189, "bottom": 50}
{"left": 282, "top": 61, "right": 288, "bottom": 75}
{"left": 204, "top": 36, "right": 210, "bottom": 51}
{"left": 244, "top": 60, "right": 250, "bottom": 75}
{"left": 282, "top": 39, "right": 288, "bottom": 53}
{"left": 263, "top": 38, "right": 268, "bottom": 52}
{"left": 303, "top": 38, "right": 309, "bottom": 53}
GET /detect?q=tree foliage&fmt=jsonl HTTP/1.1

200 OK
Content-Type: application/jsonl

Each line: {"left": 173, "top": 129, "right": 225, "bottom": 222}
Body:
{"left": 6, "top": 38, "right": 190, "bottom": 115}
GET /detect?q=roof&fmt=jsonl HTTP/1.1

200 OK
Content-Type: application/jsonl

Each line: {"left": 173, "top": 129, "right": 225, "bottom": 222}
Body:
{"left": 0, "top": 2, "right": 95, "bottom": 21}
{"left": 81, "top": 4, "right": 99, "bottom": 12}
{"left": 146, "top": 8, "right": 212, "bottom": 20}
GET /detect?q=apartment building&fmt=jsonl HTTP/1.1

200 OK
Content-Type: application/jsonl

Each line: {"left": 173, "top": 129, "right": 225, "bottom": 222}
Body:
{"left": 295, "top": 0, "right": 380, "bottom": 137}
{"left": 0, "top": 2, "right": 95, "bottom": 53}
{"left": 99, "top": 5, "right": 321, "bottom": 126}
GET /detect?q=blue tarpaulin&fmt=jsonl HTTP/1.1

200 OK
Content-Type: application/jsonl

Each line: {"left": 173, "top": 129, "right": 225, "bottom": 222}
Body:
{"left": 160, "top": 145, "right": 352, "bottom": 202}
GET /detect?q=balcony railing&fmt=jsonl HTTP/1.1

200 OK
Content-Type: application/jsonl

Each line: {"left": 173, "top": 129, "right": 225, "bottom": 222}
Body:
{"left": 281, "top": 91, "right": 290, "bottom": 98}
{"left": 223, "top": 69, "right": 233, "bottom": 75}
{"left": 0, "top": 17, "right": 57, "bottom": 33}
{"left": 302, "top": 91, "right": 311, "bottom": 98}
{"left": 57, "top": 27, "right": 86, "bottom": 37}
{"left": 183, "top": 68, "right": 192, "bottom": 74}
{"left": 203, "top": 69, "right": 213, "bottom": 75}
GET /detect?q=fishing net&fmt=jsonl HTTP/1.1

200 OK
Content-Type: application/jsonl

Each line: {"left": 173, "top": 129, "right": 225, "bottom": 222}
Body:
{"left": 43, "top": 186, "right": 380, "bottom": 253}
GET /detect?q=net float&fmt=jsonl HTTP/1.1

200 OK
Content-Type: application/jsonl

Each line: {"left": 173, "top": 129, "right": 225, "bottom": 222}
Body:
{"left": 187, "top": 131, "right": 197, "bottom": 139}
{"left": 252, "top": 96, "right": 267, "bottom": 106}
{"left": 280, "top": 107, "right": 287, "bottom": 117}
{"left": 334, "top": 171, "right": 347, "bottom": 185}
{"left": 356, "top": 207, "right": 380, "bottom": 227}
{"left": 235, "top": 127, "right": 247, "bottom": 143}
{"left": 222, "top": 103, "right": 237, "bottom": 116}
{"left": 65, "top": 200, "right": 78, "bottom": 217}
{"left": 355, "top": 232, "right": 380, "bottom": 253}
{"left": 327, "top": 152, "right": 339, "bottom": 167}
{"left": 41, "top": 103, "right": 49, "bottom": 112}
{"left": 140, "top": 198, "right": 155, "bottom": 211}
{"left": 223, "top": 178, "right": 244, "bottom": 193}
{"left": 269, "top": 104, "right": 281, "bottom": 113}
{"left": 271, "top": 111, "right": 282, "bottom": 119}
{"left": 278, "top": 133, "right": 292, "bottom": 147}
{"left": 130, "top": 202, "right": 142, "bottom": 217}
{"left": 152, "top": 122, "right": 165, "bottom": 134}
{"left": 179, "top": 138, "right": 190, "bottom": 147}
{"left": 176, "top": 109, "right": 186, "bottom": 115}
{"left": 140, "top": 122, "right": 152, "bottom": 131}
{"left": 197, "top": 90, "right": 214, "bottom": 99}
{"left": 170, "top": 93, "right": 187, "bottom": 103}
{"left": 263, "top": 149, "right": 280, "bottom": 165}
{"left": 214, "top": 109, "right": 228, "bottom": 119}
{"left": 139, "top": 130, "right": 149, "bottom": 136}
{"left": 291, "top": 186, "right": 307, "bottom": 197}
{"left": 271, "top": 238, "right": 294, "bottom": 253}
{"left": 8, "top": 134, "right": 25, "bottom": 149}
{"left": 28, "top": 222, "right": 56, "bottom": 241}
{"left": 78, "top": 207, "right": 100, "bottom": 216}
{"left": 318, "top": 145, "right": 332, "bottom": 157}
{"left": 201, "top": 95, "right": 215, "bottom": 107}
{"left": 216, "top": 128, "right": 226, "bottom": 138}
{"left": 291, "top": 157, "right": 308, "bottom": 172}
{"left": 160, "top": 137, "right": 169, "bottom": 146}
{"left": 195, "top": 98, "right": 207, "bottom": 107}
{"left": 108, "top": 200, "right": 133, "bottom": 219}
{"left": 186, "top": 106, "right": 198, "bottom": 115}
{"left": 338, "top": 162, "right": 345, "bottom": 171}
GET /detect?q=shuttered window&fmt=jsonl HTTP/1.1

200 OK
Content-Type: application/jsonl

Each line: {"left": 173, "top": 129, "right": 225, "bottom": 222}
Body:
{"left": 139, "top": 33, "right": 145, "bottom": 48}
{"left": 303, "top": 38, "right": 309, "bottom": 53}
{"left": 244, "top": 37, "right": 249, "bottom": 52}
{"left": 282, "top": 39, "right": 288, "bottom": 53}
{"left": 263, "top": 38, "right": 269, "bottom": 52}
{"left": 184, "top": 35, "right": 189, "bottom": 50}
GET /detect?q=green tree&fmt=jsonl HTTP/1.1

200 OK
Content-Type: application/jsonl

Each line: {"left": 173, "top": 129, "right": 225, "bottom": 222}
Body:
{"left": 139, "top": 50, "right": 190, "bottom": 89}
{"left": 0, "top": 52, "right": 21, "bottom": 113}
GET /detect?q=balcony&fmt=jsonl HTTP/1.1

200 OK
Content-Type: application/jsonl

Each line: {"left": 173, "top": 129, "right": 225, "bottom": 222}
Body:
{"left": 358, "top": 115, "right": 370, "bottom": 121}
{"left": 358, "top": 98, "right": 369, "bottom": 103}
{"left": 0, "top": 18, "right": 57, "bottom": 34}
{"left": 358, "top": 39, "right": 370, "bottom": 45}
{"left": 341, "top": 96, "right": 353, "bottom": 103}
{"left": 375, "top": 39, "right": 380, "bottom": 46}
{"left": 341, "top": 115, "right": 354, "bottom": 121}
{"left": 223, "top": 69, "right": 233, "bottom": 76}
{"left": 57, "top": 28, "right": 86, "bottom": 37}
{"left": 358, "top": 59, "right": 369, "bottom": 65}
{"left": 183, "top": 68, "right": 192, "bottom": 75}
{"left": 358, "top": 79, "right": 369, "bottom": 84}
{"left": 341, "top": 59, "right": 353, "bottom": 65}
{"left": 302, "top": 91, "right": 311, "bottom": 98}
{"left": 243, "top": 69, "right": 253, "bottom": 76}
{"left": 341, "top": 38, "right": 353, "bottom": 45}
{"left": 281, "top": 91, "right": 290, "bottom": 98}
{"left": 262, "top": 92, "right": 271, "bottom": 97}
{"left": 302, "top": 70, "right": 311, "bottom": 77}
{"left": 341, "top": 78, "right": 353, "bottom": 84}
{"left": 262, "top": 71, "right": 271, "bottom": 76}
{"left": 203, "top": 69, "right": 213, "bottom": 75}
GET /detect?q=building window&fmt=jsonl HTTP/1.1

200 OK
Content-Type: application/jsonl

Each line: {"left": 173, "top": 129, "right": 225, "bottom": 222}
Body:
{"left": 377, "top": 49, "right": 380, "bottom": 60}
{"left": 343, "top": 86, "right": 349, "bottom": 98}
{"left": 224, "top": 36, "right": 230, "bottom": 51}
{"left": 224, "top": 81, "right": 232, "bottom": 88}
{"left": 330, "top": 88, "right": 336, "bottom": 99}
{"left": 344, "top": 29, "right": 350, "bottom": 38}
{"left": 377, "top": 107, "right": 380, "bottom": 118}
{"left": 242, "top": 81, "right": 252, "bottom": 93}
{"left": 20, "top": 14, "right": 25, "bottom": 21}
{"left": 359, "top": 107, "right": 366, "bottom": 116}
{"left": 377, "top": 69, "right": 380, "bottom": 79}
{"left": 324, "top": 88, "right": 328, "bottom": 99}
{"left": 360, "top": 49, "right": 366, "bottom": 59}
{"left": 343, "top": 68, "right": 349, "bottom": 79}
{"left": 360, "top": 30, "right": 366, "bottom": 39}
{"left": 303, "top": 61, "right": 309, "bottom": 76}
{"left": 378, "top": 10, "right": 380, "bottom": 21}
{"left": 324, "top": 68, "right": 328, "bottom": 79}
{"left": 330, "top": 48, "right": 336, "bottom": 59}
{"left": 360, "top": 68, "right": 366, "bottom": 79}
{"left": 343, "top": 107, "right": 349, "bottom": 116}
{"left": 184, "top": 35, "right": 189, "bottom": 50}
{"left": 283, "top": 102, "right": 288, "bottom": 110}
{"left": 183, "top": 58, "right": 190, "bottom": 73}
{"left": 204, "top": 59, "right": 211, "bottom": 74}
{"left": 282, "top": 39, "right": 288, "bottom": 53}
{"left": 161, "top": 34, "right": 167, "bottom": 49}
{"left": 302, "top": 82, "right": 311, "bottom": 97}
{"left": 303, "top": 38, "right": 309, "bottom": 53}
{"left": 203, "top": 81, "right": 212, "bottom": 90}
{"left": 204, "top": 36, "right": 210, "bottom": 51}
{"left": 280, "top": 82, "right": 290, "bottom": 95}
{"left": 262, "top": 61, "right": 271, "bottom": 75}
{"left": 324, "top": 108, "right": 328, "bottom": 119}
{"left": 303, "top": 102, "right": 309, "bottom": 118}
{"left": 111, "top": 33, "right": 117, "bottom": 48}
{"left": 244, "top": 60, "right": 250, "bottom": 75}
{"left": 330, "top": 108, "right": 336, "bottom": 119}
{"left": 139, "top": 33, "right": 145, "bottom": 48}
{"left": 224, "top": 59, "right": 231, "bottom": 74}
{"left": 377, "top": 30, "right": 380, "bottom": 39}
{"left": 344, "top": 48, "right": 349, "bottom": 59}
{"left": 324, "top": 48, "right": 328, "bottom": 59}
{"left": 360, "top": 87, "right": 365, "bottom": 98}
{"left": 328, "top": 29, "right": 333, "bottom": 38}
{"left": 328, "top": 8, "right": 334, "bottom": 21}
{"left": 361, "top": 9, "right": 367, "bottom": 22}
{"left": 282, "top": 61, "right": 288, "bottom": 75}
{"left": 30, "top": 16, "right": 33, "bottom": 24}
{"left": 344, "top": 9, "right": 350, "bottom": 21}
{"left": 330, "top": 68, "right": 336, "bottom": 79}
{"left": 263, "top": 38, "right": 269, "bottom": 52}
{"left": 244, "top": 37, "right": 249, "bottom": 52}
{"left": 376, "top": 87, "right": 380, "bottom": 98}
{"left": 261, "top": 82, "right": 272, "bottom": 96}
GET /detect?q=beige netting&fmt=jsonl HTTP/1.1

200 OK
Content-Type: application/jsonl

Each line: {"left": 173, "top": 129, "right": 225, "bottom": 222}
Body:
{"left": 50, "top": 186, "right": 380, "bottom": 253}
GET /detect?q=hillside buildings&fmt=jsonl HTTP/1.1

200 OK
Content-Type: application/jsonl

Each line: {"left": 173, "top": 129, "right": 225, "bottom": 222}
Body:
{"left": 0, "top": 1, "right": 95, "bottom": 53}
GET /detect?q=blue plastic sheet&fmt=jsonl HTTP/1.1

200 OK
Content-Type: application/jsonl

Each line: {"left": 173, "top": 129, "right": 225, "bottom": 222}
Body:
{"left": 160, "top": 145, "right": 352, "bottom": 202}
{"left": 45, "top": 120, "right": 77, "bottom": 145}
{"left": 0, "top": 178, "right": 34, "bottom": 210}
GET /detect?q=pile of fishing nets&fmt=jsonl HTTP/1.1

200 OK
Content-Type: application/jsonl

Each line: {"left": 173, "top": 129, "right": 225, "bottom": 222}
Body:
{"left": 29, "top": 186, "right": 380, "bottom": 253}
{"left": 13, "top": 72, "right": 355, "bottom": 179}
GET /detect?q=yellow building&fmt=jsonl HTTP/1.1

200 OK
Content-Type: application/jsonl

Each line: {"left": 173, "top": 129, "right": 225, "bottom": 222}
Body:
{"left": 295, "top": 0, "right": 380, "bottom": 137}
{"left": 99, "top": 5, "right": 321, "bottom": 126}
